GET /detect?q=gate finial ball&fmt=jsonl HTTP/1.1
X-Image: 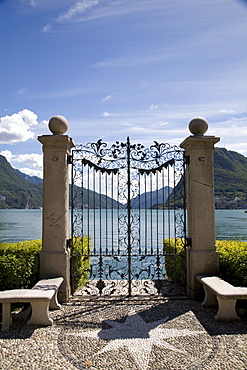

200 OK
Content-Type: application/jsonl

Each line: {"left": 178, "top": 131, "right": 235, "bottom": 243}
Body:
{"left": 48, "top": 115, "right": 68, "bottom": 135}
{"left": 189, "top": 117, "right": 208, "bottom": 136}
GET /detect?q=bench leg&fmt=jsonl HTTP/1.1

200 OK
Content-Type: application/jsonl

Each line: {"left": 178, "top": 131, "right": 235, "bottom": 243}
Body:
{"left": 201, "top": 286, "right": 218, "bottom": 307}
{"left": 215, "top": 297, "right": 240, "bottom": 321}
{"left": 1, "top": 302, "right": 12, "bottom": 332}
{"left": 49, "top": 292, "right": 61, "bottom": 310}
{"left": 27, "top": 300, "right": 53, "bottom": 326}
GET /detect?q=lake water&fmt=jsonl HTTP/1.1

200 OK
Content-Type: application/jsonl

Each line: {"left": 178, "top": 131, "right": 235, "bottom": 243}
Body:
{"left": 0, "top": 208, "right": 247, "bottom": 244}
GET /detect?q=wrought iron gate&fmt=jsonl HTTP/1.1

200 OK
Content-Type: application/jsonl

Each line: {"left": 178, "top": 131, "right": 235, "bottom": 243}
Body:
{"left": 70, "top": 137, "right": 186, "bottom": 297}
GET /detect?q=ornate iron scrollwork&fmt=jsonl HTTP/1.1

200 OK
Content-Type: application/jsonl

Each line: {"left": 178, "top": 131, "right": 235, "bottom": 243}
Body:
{"left": 71, "top": 137, "right": 186, "bottom": 296}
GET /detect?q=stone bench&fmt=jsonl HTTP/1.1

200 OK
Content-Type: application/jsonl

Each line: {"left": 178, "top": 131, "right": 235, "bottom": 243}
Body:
{"left": 197, "top": 275, "right": 247, "bottom": 321}
{"left": 0, "top": 277, "right": 63, "bottom": 332}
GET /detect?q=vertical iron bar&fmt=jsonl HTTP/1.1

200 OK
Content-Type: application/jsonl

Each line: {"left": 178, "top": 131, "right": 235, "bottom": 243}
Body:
{"left": 87, "top": 165, "right": 90, "bottom": 255}
{"left": 117, "top": 171, "right": 120, "bottom": 255}
{"left": 111, "top": 172, "right": 114, "bottom": 255}
{"left": 156, "top": 171, "right": 160, "bottom": 280}
{"left": 82, "top": 161, "right": 85, "bottom": 282}
{"left": 183, "top": 153, "right": 187, "bottom": 293}
{"left": 99, "top": 171, "right": 103, "bottom": 288}
{"left": 127, "top": 136, "right": 132, "bottom": 296}
{"left": 162, "top": 167, "right": 165, "bottom": 250}
{"left": 168, "top": 165, "right": 171, "bottom": 251}
{"left": 150, "top": 174, "right": 153, "bottom": 254}
{"left": 162, "top": 168, "right": 166, "bottom": 280}
{"left": 144, "top": 173, "right": 147, "bottom": 255}
{"left": 183, "top": 154, "right": 187, "bottom": 242}
{"left": 93, "top": 169, "right": 96, "bottom": 255}
{"left": 156, "top": 171, "right": 159, "bottom": 253}
{"left": 173, "top": 160, "right": 177, "bottom": 252}
{"left": 105, "top": 172, "right": 108, "bottom": 255}
{"left": 138, "top": 171, "right": 141, "bottom": 255}
{"left": 70, "top": 152, "right": 75, "bottom": 294}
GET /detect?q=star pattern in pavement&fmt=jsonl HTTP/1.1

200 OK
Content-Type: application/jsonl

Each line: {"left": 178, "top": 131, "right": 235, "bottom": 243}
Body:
{"left": 68, "top": 311, "right": 205, "bottom": 370}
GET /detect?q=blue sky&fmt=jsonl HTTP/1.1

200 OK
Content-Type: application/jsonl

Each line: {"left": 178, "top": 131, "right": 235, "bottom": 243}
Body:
{"left": 1, "top": 0, "right": 247, "bottom": 177}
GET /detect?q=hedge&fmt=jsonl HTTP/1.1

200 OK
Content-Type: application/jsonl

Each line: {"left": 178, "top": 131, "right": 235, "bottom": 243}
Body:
{"left": 70, "top": 237, "right": 91, "bottom": 293}
{"left": 0, "top": 238, "right": 91, "bottom": 292}
{"left": 164, "top": 239, "right": 247, "bottom": 287}
{"left": 216, "top": 240, "right": 247, "bottom": 287}
{"left": 163, "top": 239, "right": 186, "bottom": 287}
{"left": 0, "top": 240, "right": 42, "bottom": 291}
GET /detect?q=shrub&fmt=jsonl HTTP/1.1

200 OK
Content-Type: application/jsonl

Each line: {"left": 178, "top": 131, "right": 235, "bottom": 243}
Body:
{"left": 164, "top": 239, "right": 247, "bottom": 287}
{"left": 163, "top": 239, "right": 186, "bottom": 286}
{"left": 216, "top": 240, "right": 247, "bottom": 286}
{"left": 0, "top": 240, "right": 42, "bottom": 291}
{"left": 0, "top": 238, "right": 91, "bottom": 293}
{"left": 70, "top": 237, "right": 91, "bottom": 293}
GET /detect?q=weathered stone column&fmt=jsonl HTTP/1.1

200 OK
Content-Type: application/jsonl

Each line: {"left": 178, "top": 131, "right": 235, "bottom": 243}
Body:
{"left": 180, "top": 118, "right": 220, "bottom": 300}
{"left": 38, "top": 116, "right": 75, "bottom": 303}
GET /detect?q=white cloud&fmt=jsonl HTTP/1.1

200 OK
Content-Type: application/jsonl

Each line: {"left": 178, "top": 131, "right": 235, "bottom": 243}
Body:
{"left": 93, "top": 53, "right": 170, "bottom": 68}
{"left": 41, "top": 119, "right": 49, "bottom": 127}
{"left": 56, "top": 0, "right": 99, "bottom": 23}
{"left": 102, "top": 111, "right": 119, "bottom": 117}
{"left": 218, "top": 108, "right": 246, "bottom": 115}
{"left": 19, "top": 109, "right": 39, "bottom": 126}
{"left": 0, "top": 109, "right": 40, "bottom": 144}
{"left": 17, "top": 87, "right": 28, "bottom": 95}
{"left": 23, "top": 0, "right": 37, "bottom": 7}
{"left": 18, "top": 167, "right": 43, "bottom": 178}
{"left": 150, "top": 104, "right": 159, "bottom": 110}
{"left": 14, "top": 153, "right": 43, "bottom": 169}
{"left": 102, "top": 94, "right": 112, "bottom": 102}
{"left": 40, "top": 0, "right": 172, "bottom": 32}
{"left": 0, "top": 150, "right": 13, "bottom": 162}
{"left": 0, "top": 151, "right": 43, "bottom": 178}
{"left": 42, "top": 23, "right": 52, "bottom": 33}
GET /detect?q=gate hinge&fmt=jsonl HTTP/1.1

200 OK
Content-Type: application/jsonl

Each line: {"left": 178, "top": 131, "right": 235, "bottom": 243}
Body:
{"left": 66, "top": 238, "right": 73, "bottom": 249}
{"left": 67, "top": 154, "right": 73, "bottom": 165}
{"left": 185, "top": 237, "right": 192, "bottom": 248}
{"left": 184, "top": 155, "right": 190, "bottom": 165}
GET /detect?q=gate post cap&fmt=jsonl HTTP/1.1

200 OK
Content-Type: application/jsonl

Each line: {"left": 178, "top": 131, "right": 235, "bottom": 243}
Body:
{"left": 189, "top": 117, "right": 208, "bottom": 136}
{"left": 48, "top": 115, "right": 68, "bottom": 135}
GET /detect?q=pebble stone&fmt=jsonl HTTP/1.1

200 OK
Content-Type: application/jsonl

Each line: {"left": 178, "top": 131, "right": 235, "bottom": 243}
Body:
{"left": 0, "top": 298, "right": 246, "bottom": 370}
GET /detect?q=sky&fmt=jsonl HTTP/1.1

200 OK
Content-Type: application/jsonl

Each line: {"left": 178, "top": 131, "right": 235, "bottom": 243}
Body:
{"left": 1, "top": 0, "right": 247, "bottom": 178}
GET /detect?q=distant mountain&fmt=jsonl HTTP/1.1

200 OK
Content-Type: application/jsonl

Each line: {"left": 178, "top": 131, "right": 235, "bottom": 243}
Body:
{"left": 0, "top": 155, "right": 121, "bottom": 209}
{"left": 214, "top": 147, "right": 247, "bottom": 208}
{"left": 72, "top": 186, "right": 122, "bottom": 209}
{"left": 130, "top": 186, "right": 172, "bottom": 209}
{"left": 163, "top": 147, "right": 247, "bottom": 209}
{"left": 0, "top": 155, "right": 43, "bottom": 209}
{"left": 1, "top": 147, "right": 247, "bottom": 209}
{"left": 15, "top": 169, "right": 43, "bottom": 185}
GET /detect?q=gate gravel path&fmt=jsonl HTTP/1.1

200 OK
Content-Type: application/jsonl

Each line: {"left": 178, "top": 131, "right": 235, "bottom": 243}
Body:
{"left": 0, "top": 298, "right": 246, "bottom": 370}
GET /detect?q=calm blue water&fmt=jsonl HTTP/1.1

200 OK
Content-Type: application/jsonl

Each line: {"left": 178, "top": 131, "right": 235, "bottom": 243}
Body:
{"left": 0, "top": 209, "right": 247, "bottom": 244}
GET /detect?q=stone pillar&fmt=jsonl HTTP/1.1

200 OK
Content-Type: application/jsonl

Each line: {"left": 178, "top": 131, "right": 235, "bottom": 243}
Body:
{"left": 38, "top": 116, "right": 75, "bottom": 303}
{"left": 180, "top": 118, "right": 220, "bottom": 300}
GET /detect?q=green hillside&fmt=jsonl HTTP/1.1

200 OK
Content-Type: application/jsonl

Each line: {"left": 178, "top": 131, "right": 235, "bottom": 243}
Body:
{"left": 1, "top": 147, "right": 247, "bottom": 209}
{"left": 0, "top": 155, "right": 43, "bottom": 209}
{"left": 160, "top": 147, "right": 247, "bottom": 209}
{"left": 0, "top": 155, "right": 121, "bottom": 209}
{"left": 130, "top": 186, "right": 172, "bottom": 209}
{"left": 214, "top": 148, "right": 247, "bottom": 208}
{"left": 72, "top": 186, "right": 121, "bottom": 209}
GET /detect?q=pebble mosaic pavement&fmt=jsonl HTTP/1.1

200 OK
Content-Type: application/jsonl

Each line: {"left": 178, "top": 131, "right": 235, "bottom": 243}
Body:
{"left": 0, "top": 298, "right": 246, "bottom": 370}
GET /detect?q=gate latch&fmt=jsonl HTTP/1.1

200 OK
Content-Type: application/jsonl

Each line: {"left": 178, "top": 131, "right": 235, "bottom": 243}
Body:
{"left": 184, "top": 155, "right": 190, "bottom": 165}
{"left": 67, "top": 155, "right": 73, "bottom": 165}
{"left": 185, "top": 238, "right": 192, "bottom": 248}
{"left": 66, "top": 239, "right": 73, "bottom": 250}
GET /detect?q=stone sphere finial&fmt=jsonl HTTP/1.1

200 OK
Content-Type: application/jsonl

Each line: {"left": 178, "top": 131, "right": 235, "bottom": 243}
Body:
{"left": 189, "top": 117, "right": 208, "bottom": 136}
{"left": 48, "top": 115, "right": 68, "bottom": 135}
